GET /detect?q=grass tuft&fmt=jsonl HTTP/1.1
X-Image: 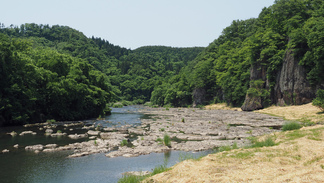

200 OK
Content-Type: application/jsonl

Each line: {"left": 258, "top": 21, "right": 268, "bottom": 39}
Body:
{"left": 251, "top": 137, "right": 276, "bottom": 148}
{"left": 163, "top": 134, "right": 171, "bottom": 147}
{"left": 282, "top": 122, "right": 302, "bottom": 131}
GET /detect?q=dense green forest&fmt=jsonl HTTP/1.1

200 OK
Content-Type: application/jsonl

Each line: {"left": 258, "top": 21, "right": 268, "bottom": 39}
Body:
{"left": 1, "top": 0, "right": 324, "bottom": 126}
{"left": 151, "top": 0, "right": 324, "bottom": 108}
{"left": 0, "top": 23, "right": 203, "bottom": 126}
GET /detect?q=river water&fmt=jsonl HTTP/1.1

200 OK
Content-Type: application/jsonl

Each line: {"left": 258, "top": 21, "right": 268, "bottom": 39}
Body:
{"left": 0, "top": 106, "right": 207, "bottom": 183}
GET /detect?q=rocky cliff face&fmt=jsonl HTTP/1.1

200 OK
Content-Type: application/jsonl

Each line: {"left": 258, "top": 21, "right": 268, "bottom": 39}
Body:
{"left": 242, "top": 49, "right": 316, "bottom": 111}
{"left": 192, "top": 88, "right": 206, "bottom": 107}
{"left": 241, "top": 63, "right": 268, "bottom": 111}
{"left": 274, "top": 49, "right": 315, "bottom": 106}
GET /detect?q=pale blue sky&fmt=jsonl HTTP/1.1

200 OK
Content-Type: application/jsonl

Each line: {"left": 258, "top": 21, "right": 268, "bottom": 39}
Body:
{"left": 1, "top": 0, "right": 274, "bottom": 49}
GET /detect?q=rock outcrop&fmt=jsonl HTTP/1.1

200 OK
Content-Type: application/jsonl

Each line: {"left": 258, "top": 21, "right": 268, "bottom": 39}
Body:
{"left": 241, "top": 63, "right": 268, "bottom": 111}
{"left": 274, "top": 49, "right": 315, "bottom": 106}
{"left": 242, "top": 49, "right": 316, "bottom": 111}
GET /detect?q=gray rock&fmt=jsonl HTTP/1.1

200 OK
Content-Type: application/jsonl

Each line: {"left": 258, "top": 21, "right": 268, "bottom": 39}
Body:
{"left": 45, "top": 129, "right": 53, "bottom": 134}
{"left": 2, "top": 149, "right": 9, "bottom": 153}
{"left": 87, "top": 130, "right": 100, "bottom": 136}
{"left": 25, "top": 144, "right": 44, "bottom": 151}
{"left": 68, "top": 133, "right": 87, "bottom": 139}
{"left": 45, "top": 144, "right": 57, "bottom": 148}
{"left": 20, "top": 131, "right": 37, "bottom": 136}
{"left": 50, "top": 132, "right": 67, "bottom": 137}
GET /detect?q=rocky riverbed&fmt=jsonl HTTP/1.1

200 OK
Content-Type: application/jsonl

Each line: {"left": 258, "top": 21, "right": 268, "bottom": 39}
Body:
{"left": 3, "top": 107, "right": 288, "bottom": 158}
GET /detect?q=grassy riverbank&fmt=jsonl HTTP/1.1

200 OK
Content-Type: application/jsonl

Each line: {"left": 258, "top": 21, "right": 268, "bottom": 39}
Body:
{"left": 119, "top": 103, "right": 324, "bottom": 182}
{"left": 146, "top": 124, "right": 324, "bottom": 182}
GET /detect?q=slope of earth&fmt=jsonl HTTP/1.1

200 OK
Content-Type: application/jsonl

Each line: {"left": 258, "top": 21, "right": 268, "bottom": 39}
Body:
{"left": 145, "top": 124, "right": 324, "bottom": 183}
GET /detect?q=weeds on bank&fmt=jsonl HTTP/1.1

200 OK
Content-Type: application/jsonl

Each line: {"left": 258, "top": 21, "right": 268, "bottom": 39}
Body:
{"left": 163, "top": 134, "right": 171, "bottom": 147}
{"left": 118, "top": 165, "right": 170, "bottom": 183}
{"left": 120, "top": 139, "right": 129, "bottom": 147}
{"left": 250, "top": 137, "right": 276, "bottom": 148}
{"left": 282, "top": 122, "right": 302, "bottom": 131}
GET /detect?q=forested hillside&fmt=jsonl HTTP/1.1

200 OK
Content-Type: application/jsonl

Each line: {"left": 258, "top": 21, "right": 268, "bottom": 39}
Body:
{"left": 151, "top": 0, "right": 324, "bottom": 109}
{"left": 0, "top": 24, "right": 203, "bottom": 126}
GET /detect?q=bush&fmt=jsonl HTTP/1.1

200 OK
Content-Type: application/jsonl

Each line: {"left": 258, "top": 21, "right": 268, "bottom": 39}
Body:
{"left": 282, "top": 122, "right": 302, "bottom": 131}
{"left": 313, "top": 89, "right": 324, "bottom": 111}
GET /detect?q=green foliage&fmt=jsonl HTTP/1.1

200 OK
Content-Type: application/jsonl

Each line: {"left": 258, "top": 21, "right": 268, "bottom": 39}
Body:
{"left": 313, "top": 89, "right": 324, "bottom": 111}
{"left": 218, "top": 142, "right": 239, "bottom": 152}
{"left": 118, "top": 175, "right": 144, "bottom": 183}
{"left": 282, "top": 122, "right": 302, "bottom": 131}
{"left": 120, "top": 139, "right": 128, "bottom": 147}
{"left": 163, "top": 134, "right": 171, "bottom": 147}
{"left": 113, "top": 103, "right": 124, "bottom": 108}
{"left": 250, "top": 137, "right": 276, "bottom": 148}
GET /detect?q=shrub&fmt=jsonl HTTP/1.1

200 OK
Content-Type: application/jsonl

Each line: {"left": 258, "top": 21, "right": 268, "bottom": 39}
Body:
{"left": 313, "top": 89, "right": 324, "bottom": 111}
{"left": 57, "top": 130, "right": 62, "bottom": 133}
{"left": 282, "top": 122, "right": 302, "bottom": 131}
{"left": 163, "top": 134, "right": 171, "bottom": 147}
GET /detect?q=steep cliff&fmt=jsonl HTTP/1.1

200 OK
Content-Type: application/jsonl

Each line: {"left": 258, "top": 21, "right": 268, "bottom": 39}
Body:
{"left": 274, "top": 49, "right": 315, "bottom": 106}
{"left": 242, "top": 49, "right": 316, "bottom": 111}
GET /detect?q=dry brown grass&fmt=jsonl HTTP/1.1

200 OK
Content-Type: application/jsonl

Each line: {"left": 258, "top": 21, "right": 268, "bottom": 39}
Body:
{"left": 144, "top": 125, "right": 324, "bottom": 183}
{"left": 204, "top": 103, "right": 242, "bottom": 111}
{"left": 256, "top": 103, "right": 324, "bottom": 124}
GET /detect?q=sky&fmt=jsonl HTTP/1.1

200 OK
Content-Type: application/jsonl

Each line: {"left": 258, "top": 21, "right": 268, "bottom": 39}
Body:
{"left": 1, "top": 0, "right": 275, "bottom": 49}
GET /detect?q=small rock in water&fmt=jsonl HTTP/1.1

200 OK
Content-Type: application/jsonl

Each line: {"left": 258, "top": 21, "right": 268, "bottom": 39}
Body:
{"left": 8, "top": 131, "right": 17, "bottom": 137}
{"left": 13, "top": 144, "right": 19, "bottom": 148}
{"left": 20, "top": 131, "right": 37, "bottom": 136}
{"left": 2, "top": 149, "right": 9, "bottom": 153}
{"left": 45, "top": 129, "right": 53, "bottom": 134}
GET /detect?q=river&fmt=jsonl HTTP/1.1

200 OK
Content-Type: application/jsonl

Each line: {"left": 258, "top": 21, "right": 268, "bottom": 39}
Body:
{"left": 0, "top": 106, "right": 207, "bottom": 183}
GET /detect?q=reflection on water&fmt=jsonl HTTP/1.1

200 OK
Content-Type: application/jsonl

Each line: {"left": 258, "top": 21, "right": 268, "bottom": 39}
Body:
{"left": 0, "top": 106, "right": 209, "bottom": 183}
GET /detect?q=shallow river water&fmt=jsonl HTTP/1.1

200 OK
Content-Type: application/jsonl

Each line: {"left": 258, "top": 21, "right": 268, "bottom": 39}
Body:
{"left": 0, "top": 106, "right": 207, "bottom": 183}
